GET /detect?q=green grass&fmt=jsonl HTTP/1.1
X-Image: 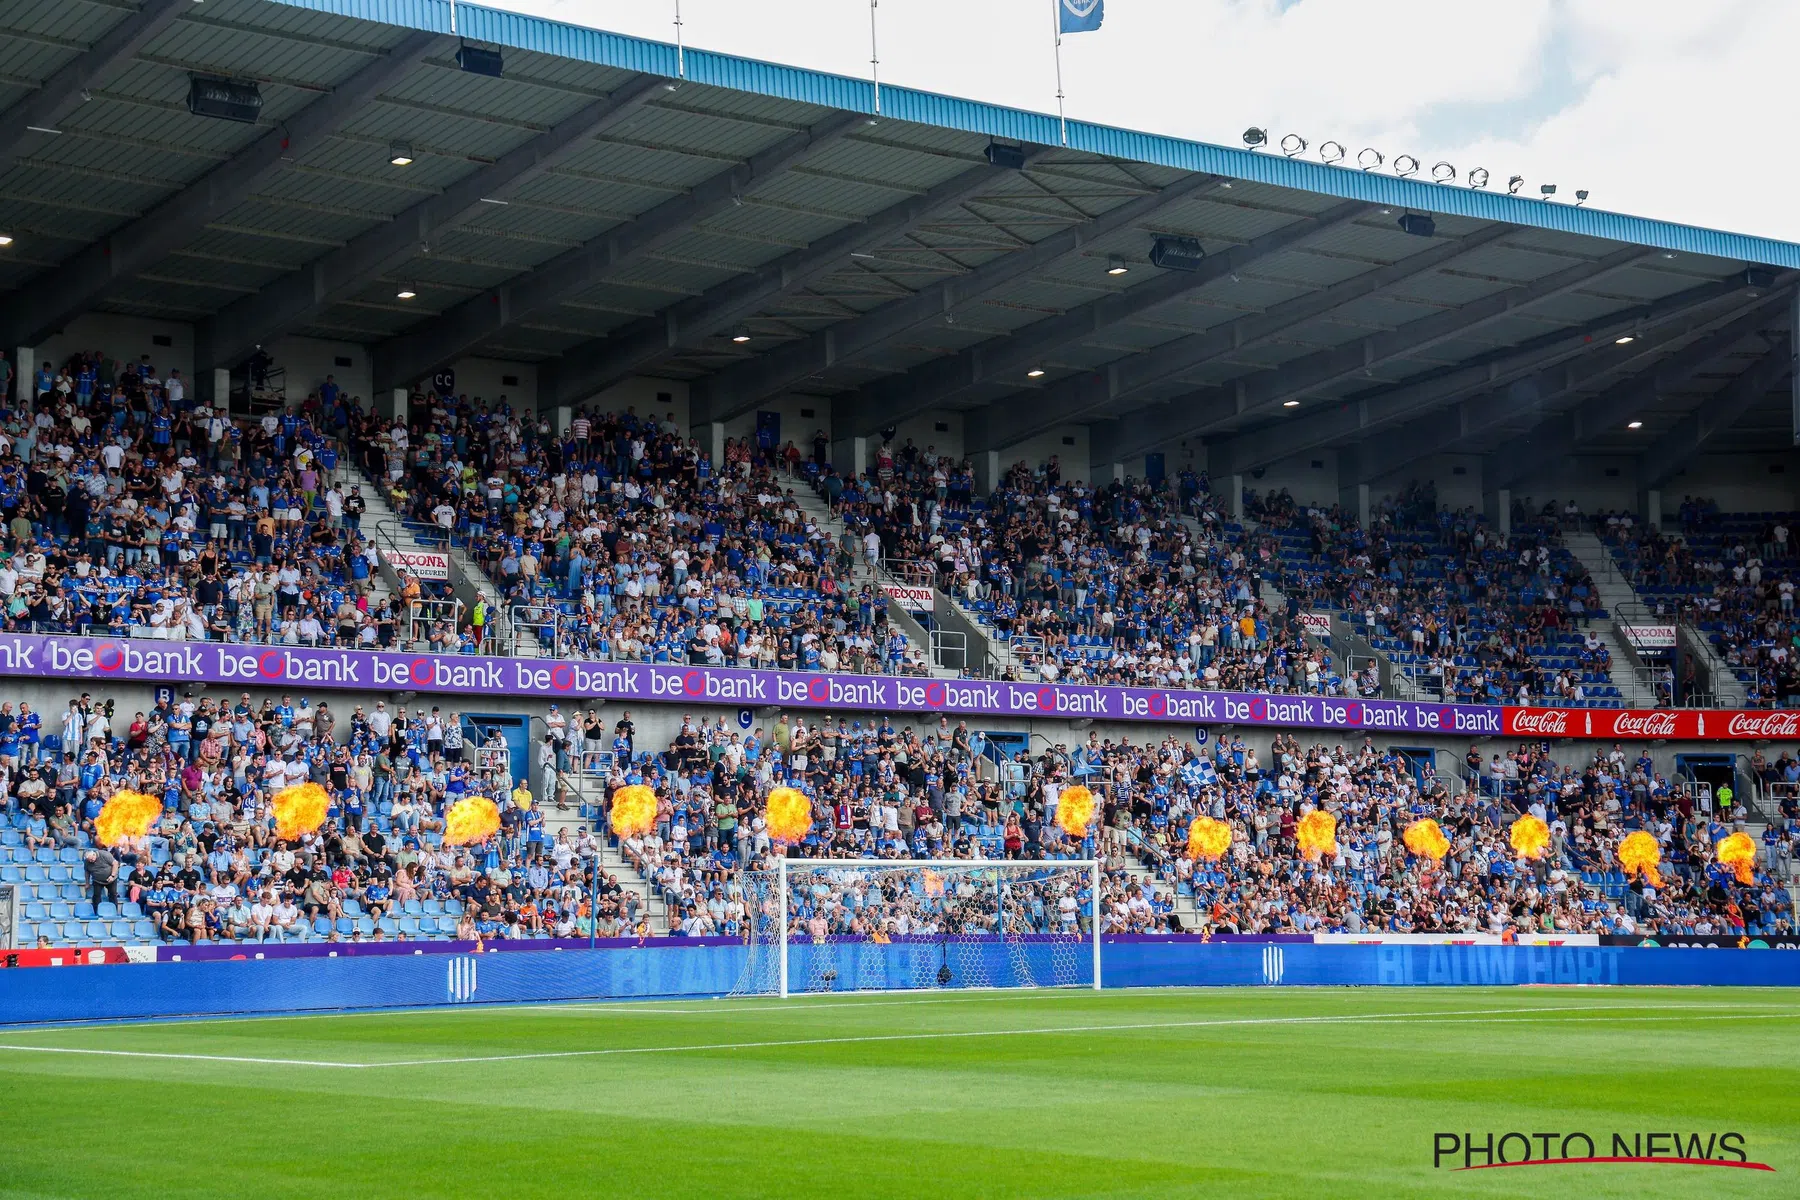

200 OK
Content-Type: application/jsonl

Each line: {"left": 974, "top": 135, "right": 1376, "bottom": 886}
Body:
{"left": 0, "top": 987, "right": 1795, "bottom": 1199}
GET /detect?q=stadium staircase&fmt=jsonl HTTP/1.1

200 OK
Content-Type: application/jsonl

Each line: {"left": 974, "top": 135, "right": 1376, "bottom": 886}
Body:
{"left": 1563, "top": 531, "right": 1743, "bottom": 707}
{"left": 337, "top": 459, "right": 546, "bottom": 657}
{"left": 546, "top": 769, "right": 670, "bottom": 934}
{"left": 786, "top": 483, "right": 963, "bottom": 680}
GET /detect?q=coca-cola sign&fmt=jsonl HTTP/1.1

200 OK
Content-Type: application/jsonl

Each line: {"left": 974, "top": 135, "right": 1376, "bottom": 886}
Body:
{"left": 1725, "top": 712, "right": 1800, "bottom": 739}
{"left": 1611, "top": 710, "right": 1680, "bottom": 738}
{"left": 1509, "top": 709, "right": 1572, "bottom": 735}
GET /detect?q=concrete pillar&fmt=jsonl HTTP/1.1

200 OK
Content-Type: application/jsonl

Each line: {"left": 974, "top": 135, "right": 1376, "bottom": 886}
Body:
{"left": 1111, "top": 461, "right": 1126, "bottom": 484}
{"left": 552, "top": 405, "right": 571, "bottom": 435}
{"left": 1641, "top": 488, "right": 1663, "bottom": 531}
{"left": 379, "top": 387, "right": 408, "bottom": 423}
{"left": 1484, "top": 488, "right": 1512, "bottom": 537}
{"left": 708, "top": 421, "right": 725, "bottom": 471}
{"left": 1225, "top": 473, "right": 1245, "bottom": 523}
{"left": 208, "top": 367, "right": 229, "bottom": 411}
{"left": 15, "top": 347, "right": 32, "bottom": 404}
{"left": 1338, "top": 482, "right": 1370, "bottom": 529}
{"left": 975, "top": 450, "right": 1003, "bottom": 495}
{"left": 830, "top": 435, "right": 868, "bottom": 479}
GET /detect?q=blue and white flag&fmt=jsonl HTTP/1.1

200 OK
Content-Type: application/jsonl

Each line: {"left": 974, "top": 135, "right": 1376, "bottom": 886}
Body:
{"left": 1058, "top": 0, "right": 1104, "bottom": 34}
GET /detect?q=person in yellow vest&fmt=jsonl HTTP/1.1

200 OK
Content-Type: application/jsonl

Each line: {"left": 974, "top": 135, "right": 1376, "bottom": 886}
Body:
{"left": 1716, "top": 783, "right": 1734, "bottom": 814}
{"left": 471, "top": 593, "right": 489, "bottom": 651}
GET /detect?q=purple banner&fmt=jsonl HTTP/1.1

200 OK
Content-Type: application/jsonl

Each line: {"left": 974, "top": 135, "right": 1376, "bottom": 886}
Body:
{"left": 0, "top": 632, "right": 1503, "bottom": 736}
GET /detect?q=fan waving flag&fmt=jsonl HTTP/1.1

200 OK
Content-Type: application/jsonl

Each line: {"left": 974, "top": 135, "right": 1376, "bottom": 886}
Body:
{"left": 1059, "top": 0, "right": 1104, "bottom": 34}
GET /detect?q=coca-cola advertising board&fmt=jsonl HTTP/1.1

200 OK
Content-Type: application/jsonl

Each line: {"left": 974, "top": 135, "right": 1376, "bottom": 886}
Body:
{"left": 1503, "top": 706, "right": 1800, "bottom": 741}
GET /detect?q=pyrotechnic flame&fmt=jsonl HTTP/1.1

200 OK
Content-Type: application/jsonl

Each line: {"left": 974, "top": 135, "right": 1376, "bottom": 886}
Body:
{"left": 1056, "top": 785, "right": 1096, "bottom": 837}
{"left": 94, "top": 789, "right": 161, "bottom": 847}
{"left": 1716, "top": 832, "right": 1758, "bottom": 885}
{"left": 1185, "top": 816, "right": 1233, "bottom": 860}
{"left": 765, "top": 786, "right": 813, "bottom": 843}
{"left": 1403, "top": 818, "right": 1450, "bottom": 862}
{"left": 1618, "top": 829, "right": 1664, "bottom": 887}
{"left": 443, "top": 795, "right": 501, "bottom": 846}
{"left": 272, "top": 782, "right": 331, "bottom": 841}
{"left": 1509, "top": 814, "right": 1551, "bottom": 861}
{"left": 609, "top": 784, "right": 657, "bottom": 838}
{"left": 1296, "top": 810, "right": 1338, "bottom": 861}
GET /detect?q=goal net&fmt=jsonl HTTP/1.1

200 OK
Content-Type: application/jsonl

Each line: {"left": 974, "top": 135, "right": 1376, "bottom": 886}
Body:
{"left": 729, "top": 859, "right": 1100, "bottom": 998}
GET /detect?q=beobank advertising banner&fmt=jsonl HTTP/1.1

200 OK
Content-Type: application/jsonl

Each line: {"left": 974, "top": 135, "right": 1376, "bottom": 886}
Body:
{"left": 0, "top": 631, "right": 1789, "bottom": 740}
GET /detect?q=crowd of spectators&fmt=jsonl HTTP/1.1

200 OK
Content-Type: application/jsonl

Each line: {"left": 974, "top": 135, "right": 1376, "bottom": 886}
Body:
{"left": 1249, "top": 485, "right": 1622, "bottom": 707}
{"left": 1600, "top": 499, "right": 1800, "bottom": 707}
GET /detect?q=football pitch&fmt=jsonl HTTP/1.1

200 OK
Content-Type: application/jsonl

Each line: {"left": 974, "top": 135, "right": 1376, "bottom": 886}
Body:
{"left": 0, "top": 987, "right": 1795, "bottom": 1198}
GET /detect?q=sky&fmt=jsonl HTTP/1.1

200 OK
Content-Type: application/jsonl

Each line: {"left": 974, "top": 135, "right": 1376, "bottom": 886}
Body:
{"left": 490, "top": 0, "right": 1797, "bottom": 245}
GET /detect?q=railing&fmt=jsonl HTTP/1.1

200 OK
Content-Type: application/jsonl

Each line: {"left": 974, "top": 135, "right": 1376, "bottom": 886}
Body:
{"left": 404, "top": 598, "right": 462, "bottom": 650}
{"left": 930, "top": 629, "right": 969, "bottom": 673}
{"left": 508, "top": 602, "right": 560, "bottom": 658}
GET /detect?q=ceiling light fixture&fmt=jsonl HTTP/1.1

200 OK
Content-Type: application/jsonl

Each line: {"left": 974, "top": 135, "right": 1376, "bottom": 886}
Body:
{"left": 1106, "top": 254, "right": 1129, "bottom": 276}
{"left": 1615, "top": 335, "right": 1635, "bottom": 345}
{"left": 1027, "top": 368, "right": 1046, "bottom": 378}
{"left": 731, "top": 327, "right": 751, "bottom": 344}
{"left": 1627, "top": 421, "right": 1643, "bottom": 429}
{"left": 388, "top": 140, "right": 414, "bottom": 166}
{"left": 0, "top": 235, "right": 12, "bottom": 246}
{"left": 396, "top": 287, "right": 417, "bottom": 299}
{"left": 1282, "top": 400, "right": 1300, "bottom": 408}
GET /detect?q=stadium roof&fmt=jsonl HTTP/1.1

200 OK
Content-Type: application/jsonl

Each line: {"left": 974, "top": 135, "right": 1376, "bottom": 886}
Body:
{"left": 1, "top": 0, "right": 1795, "bottom": 480}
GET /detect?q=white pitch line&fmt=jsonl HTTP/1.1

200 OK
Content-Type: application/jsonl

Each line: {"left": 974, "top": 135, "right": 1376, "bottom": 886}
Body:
{"left": 0, "top": 1002, "right": 1791, "bottom": 1072}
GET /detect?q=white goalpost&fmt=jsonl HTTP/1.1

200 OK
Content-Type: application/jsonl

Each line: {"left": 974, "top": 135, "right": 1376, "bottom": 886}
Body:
{"left": 729, "top": 859, "right": 1103, "bottom": 998}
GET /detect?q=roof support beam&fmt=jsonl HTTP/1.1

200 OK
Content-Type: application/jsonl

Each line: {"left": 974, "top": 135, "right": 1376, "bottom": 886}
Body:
{"left": 1090, "top": 244, "right": 1649, "bottom": 466}
{"left": 691, "top": 170, "right": 1227, "bottom": 426}
{"left": 966, "top": 217, "right": 1514, "bottom": 455}
{"left": 372, "top": 110, "right": 865, "bottom": 393}
{"left": 856, "top": 200, "right": 1368, "bottom": 448}
{"left": 0, "top": 29, "right": 451, "bottom": 350}
{"left": 1350, "top": 291, "right": 1790, "bottom": 488}
{"left": 539, "top": 157, "right": 1032, "bottom": 409}
{"left": 0, "top": 0, "right": 192, "bottom": 178}
{"left": 1641, "top": 336, "right": 1793, "bottom": 487}
{"left": 197, "top": 74, "right": 664, "bottom": 373}
{"left": 1202, "top": 274, "right": 1755, "bottom": 478}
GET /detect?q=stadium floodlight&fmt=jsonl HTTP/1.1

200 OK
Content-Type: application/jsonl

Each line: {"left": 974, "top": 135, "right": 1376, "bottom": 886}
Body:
{"left": 1575, "top": 189, "right": 1590, "bottom": 205}
{"left": 1507, "top": 175, "right": 1525, "bottom": 195}
{"left": 732, "top": 859, "right": 1103, "bottom": 997}
{"left": 1243, "top": 127, "right": 1268, "bottom": 149}
{"left": 1357, "top": 147, "right": 1384, "bottom": 171}
{"left": 388, "top": 140, "right": 414, "bottom": 166}
{"left": 1319, "top": 140, "right": 1346, "bottom": 164}
{"left": 1430, "top": 161, "right": 1456, "bottom": 183}
{"left": 984, "top": 141, "right": 1027, "bottom": 170}
{"left": 1539, "top": 183, "right": 1558, "bottom": 199}
{"left": 1396, "top": 213, "right": 1436, "bottom": 238}
{"left": 1106, "top": 254, "right": 1129, "bottom": 275}
{"left": 1149, "top": 235, "right": 1206, "bottom": 271}
{"left": 1468, "top": 167, "right": 1490, "bottom": 189}
{"left": 1280, "top": 133, "right": 1307, "bottom": 157}
{"left": 1394, "top": 154, "right": 1420, "bottom": 178}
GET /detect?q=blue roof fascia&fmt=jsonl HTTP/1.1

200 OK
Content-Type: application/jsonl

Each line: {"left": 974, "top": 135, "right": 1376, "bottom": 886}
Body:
{"left": 268, "top": 0, "right": 1800, "bottom": 270}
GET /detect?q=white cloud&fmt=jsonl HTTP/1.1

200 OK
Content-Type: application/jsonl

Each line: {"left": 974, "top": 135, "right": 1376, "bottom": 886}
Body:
{"left": 496, "top": 0, "right": 1798, "bottom": 246}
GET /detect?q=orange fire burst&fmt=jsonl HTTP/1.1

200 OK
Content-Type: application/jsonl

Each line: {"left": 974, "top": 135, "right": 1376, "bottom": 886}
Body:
{"left": 443, "top": 795, "right": 502, "bottom": 846}
{"left": 1509, "top": 814, "right": 1551, "bottom": 861}
{"left": 1618, "top": 830, "right": 1664, "bottom": 887}
{"left": 765, "top": 786, "right": 813, "bottom": 843}
{"left": 1186, "top": 816, "right": 1233, "bottom": 860}
{"left": 1056, "top": 785, "right": 1096, "bottom": 837}
{"left": 94, "top": 789, "right": 161, "bottom": 847}
{"left": 271, "top": 782, "right": 331, "bottom": 841}
{"left": 1296, "top": 809, "right": 1338, "bottom": 861}
{"left": 609, "top": 784, "right": 658, "bottom": 838}
{"left": 1716, "top": 832, "right": 1758, "bottom": 885}
{"left": 1403, "top": 818, "right": 1450, "bottom": 862}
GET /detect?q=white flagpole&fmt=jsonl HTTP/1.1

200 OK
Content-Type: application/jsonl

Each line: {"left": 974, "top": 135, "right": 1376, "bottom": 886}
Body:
{"left": 870, "top": 0, "right": 881, "bottom": 117}
{"left": 674, "top": 0, "right": 686, "bottom": 80}
{"left": 1051, "top": 0, "right": 1067, "bottom": 146}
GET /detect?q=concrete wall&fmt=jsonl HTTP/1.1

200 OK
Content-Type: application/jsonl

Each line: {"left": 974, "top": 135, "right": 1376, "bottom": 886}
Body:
{"left": 444, "top": 356, "right": 538, "bottom": 417}
{"left": 270, "top": 335, "right": 371, "bottom": 407}
{"left": 1245, "top": 449, "right": 1339, "bottom": 508}
{"left": 34, "top": 313, "right": 194, "bottom": 385}
{"left": 577, "top": 377, "right": 689, "bottom": 432}
{"left": 994, "top": 425, "right": 1093, "bottom": 484}
{"left": 721, "top": 394, "right": 825, "bottom": 452}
